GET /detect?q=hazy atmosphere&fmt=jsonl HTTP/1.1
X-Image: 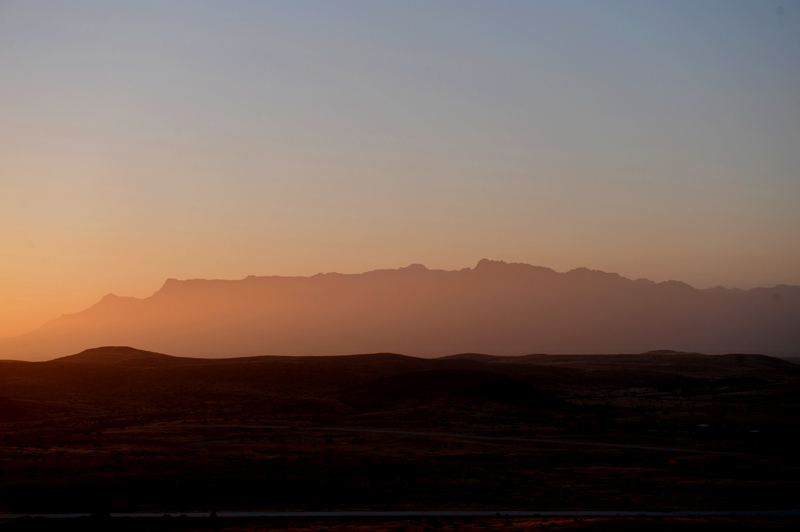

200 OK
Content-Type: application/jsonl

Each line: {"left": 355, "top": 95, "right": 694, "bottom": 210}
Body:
{"left": 2, "top": 0, "right": 799, "bottom": 337}
{"left": 3, "top": 3, "right": 800, "bottom": 528}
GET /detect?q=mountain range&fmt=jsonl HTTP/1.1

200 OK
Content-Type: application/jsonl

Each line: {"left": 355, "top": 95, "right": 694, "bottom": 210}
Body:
{"left": 1, "top": 259, "right": 798, "bottom": 361}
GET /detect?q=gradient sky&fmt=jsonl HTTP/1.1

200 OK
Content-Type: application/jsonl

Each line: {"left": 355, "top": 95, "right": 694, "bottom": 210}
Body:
{"left": 1, "top": 0, "right": 799, "bottom": 338}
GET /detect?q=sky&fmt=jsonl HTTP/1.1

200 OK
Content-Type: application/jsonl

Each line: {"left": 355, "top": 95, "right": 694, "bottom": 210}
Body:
{"left": 1, "top": 0, "right": 799, "bottom": 338}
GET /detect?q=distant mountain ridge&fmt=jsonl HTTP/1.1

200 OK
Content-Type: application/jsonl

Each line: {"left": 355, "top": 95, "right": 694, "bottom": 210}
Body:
{"left": 1, "top": 259, "right": 798, "bottom": 361}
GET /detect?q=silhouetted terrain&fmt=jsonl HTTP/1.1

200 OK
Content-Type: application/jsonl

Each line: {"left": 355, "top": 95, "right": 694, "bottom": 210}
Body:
{"left": 1, "top": 346, "right": 799, "bottom": 528}
{"left": 3, "top": 346, "right": 798, "bottom": 422}
{"left": 1, "top": 260, "right": 799, "bottom": 360}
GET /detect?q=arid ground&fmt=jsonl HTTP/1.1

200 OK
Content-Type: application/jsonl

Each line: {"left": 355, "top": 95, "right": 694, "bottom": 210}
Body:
{"left": 1, "top": 347, "right": 798, "bottom": 530}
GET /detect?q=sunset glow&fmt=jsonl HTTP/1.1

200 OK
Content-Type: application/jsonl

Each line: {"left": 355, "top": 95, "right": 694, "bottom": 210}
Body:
{"left": 2, "top": 1, "right": 799, "bottom": 338}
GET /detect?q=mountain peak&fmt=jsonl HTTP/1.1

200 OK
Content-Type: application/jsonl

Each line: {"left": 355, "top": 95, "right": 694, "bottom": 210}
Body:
{"left": 160, "top": 278, "right": 181, "bottom": 289}
{"left": 475, "top": 258, "right": 506, "bottom": 270}
{"left": 2, "top": 260, "right": 798, "bottom": 361}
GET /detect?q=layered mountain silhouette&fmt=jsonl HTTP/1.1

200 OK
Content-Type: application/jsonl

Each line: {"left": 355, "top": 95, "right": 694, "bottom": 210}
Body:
{"left": 1, "top": 260, "right": 798, "bottom": 361}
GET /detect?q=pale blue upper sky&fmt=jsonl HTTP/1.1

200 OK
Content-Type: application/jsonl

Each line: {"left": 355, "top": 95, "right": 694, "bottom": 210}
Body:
{"left": 1, "top": 0, "right": 799, "bottom": 334}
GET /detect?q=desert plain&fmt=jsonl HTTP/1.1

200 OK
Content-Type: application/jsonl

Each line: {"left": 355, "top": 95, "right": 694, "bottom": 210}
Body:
{"left": 1, "top": 347, "right": 798, "bottom": 530}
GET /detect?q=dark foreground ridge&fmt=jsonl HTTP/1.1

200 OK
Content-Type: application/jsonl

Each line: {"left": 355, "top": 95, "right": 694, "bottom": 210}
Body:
{"left": 1, "top": 346, "right": 799, "bottom": 521}
{"left": 2, "top": 259, "right": 799, "bottom": 360}
{"left": 6, "top": 509, "right": 800, "bottom": 517}
{"left": 3, "top": 512, "right": 799, "bottom": 532}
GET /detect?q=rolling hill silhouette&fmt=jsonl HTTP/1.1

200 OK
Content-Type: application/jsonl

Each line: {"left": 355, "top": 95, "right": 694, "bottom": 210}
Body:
{"left": 1, "top": 260, "right": 798, "bottom": 361}
{"left": 3, "top": 346, "right": 799, "bottom": 516}
{"left": 56, "top": 345, "right": 210, "bottom": 367}
{"left": 2, "top": 346, "right": 797, "bottom": 422}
